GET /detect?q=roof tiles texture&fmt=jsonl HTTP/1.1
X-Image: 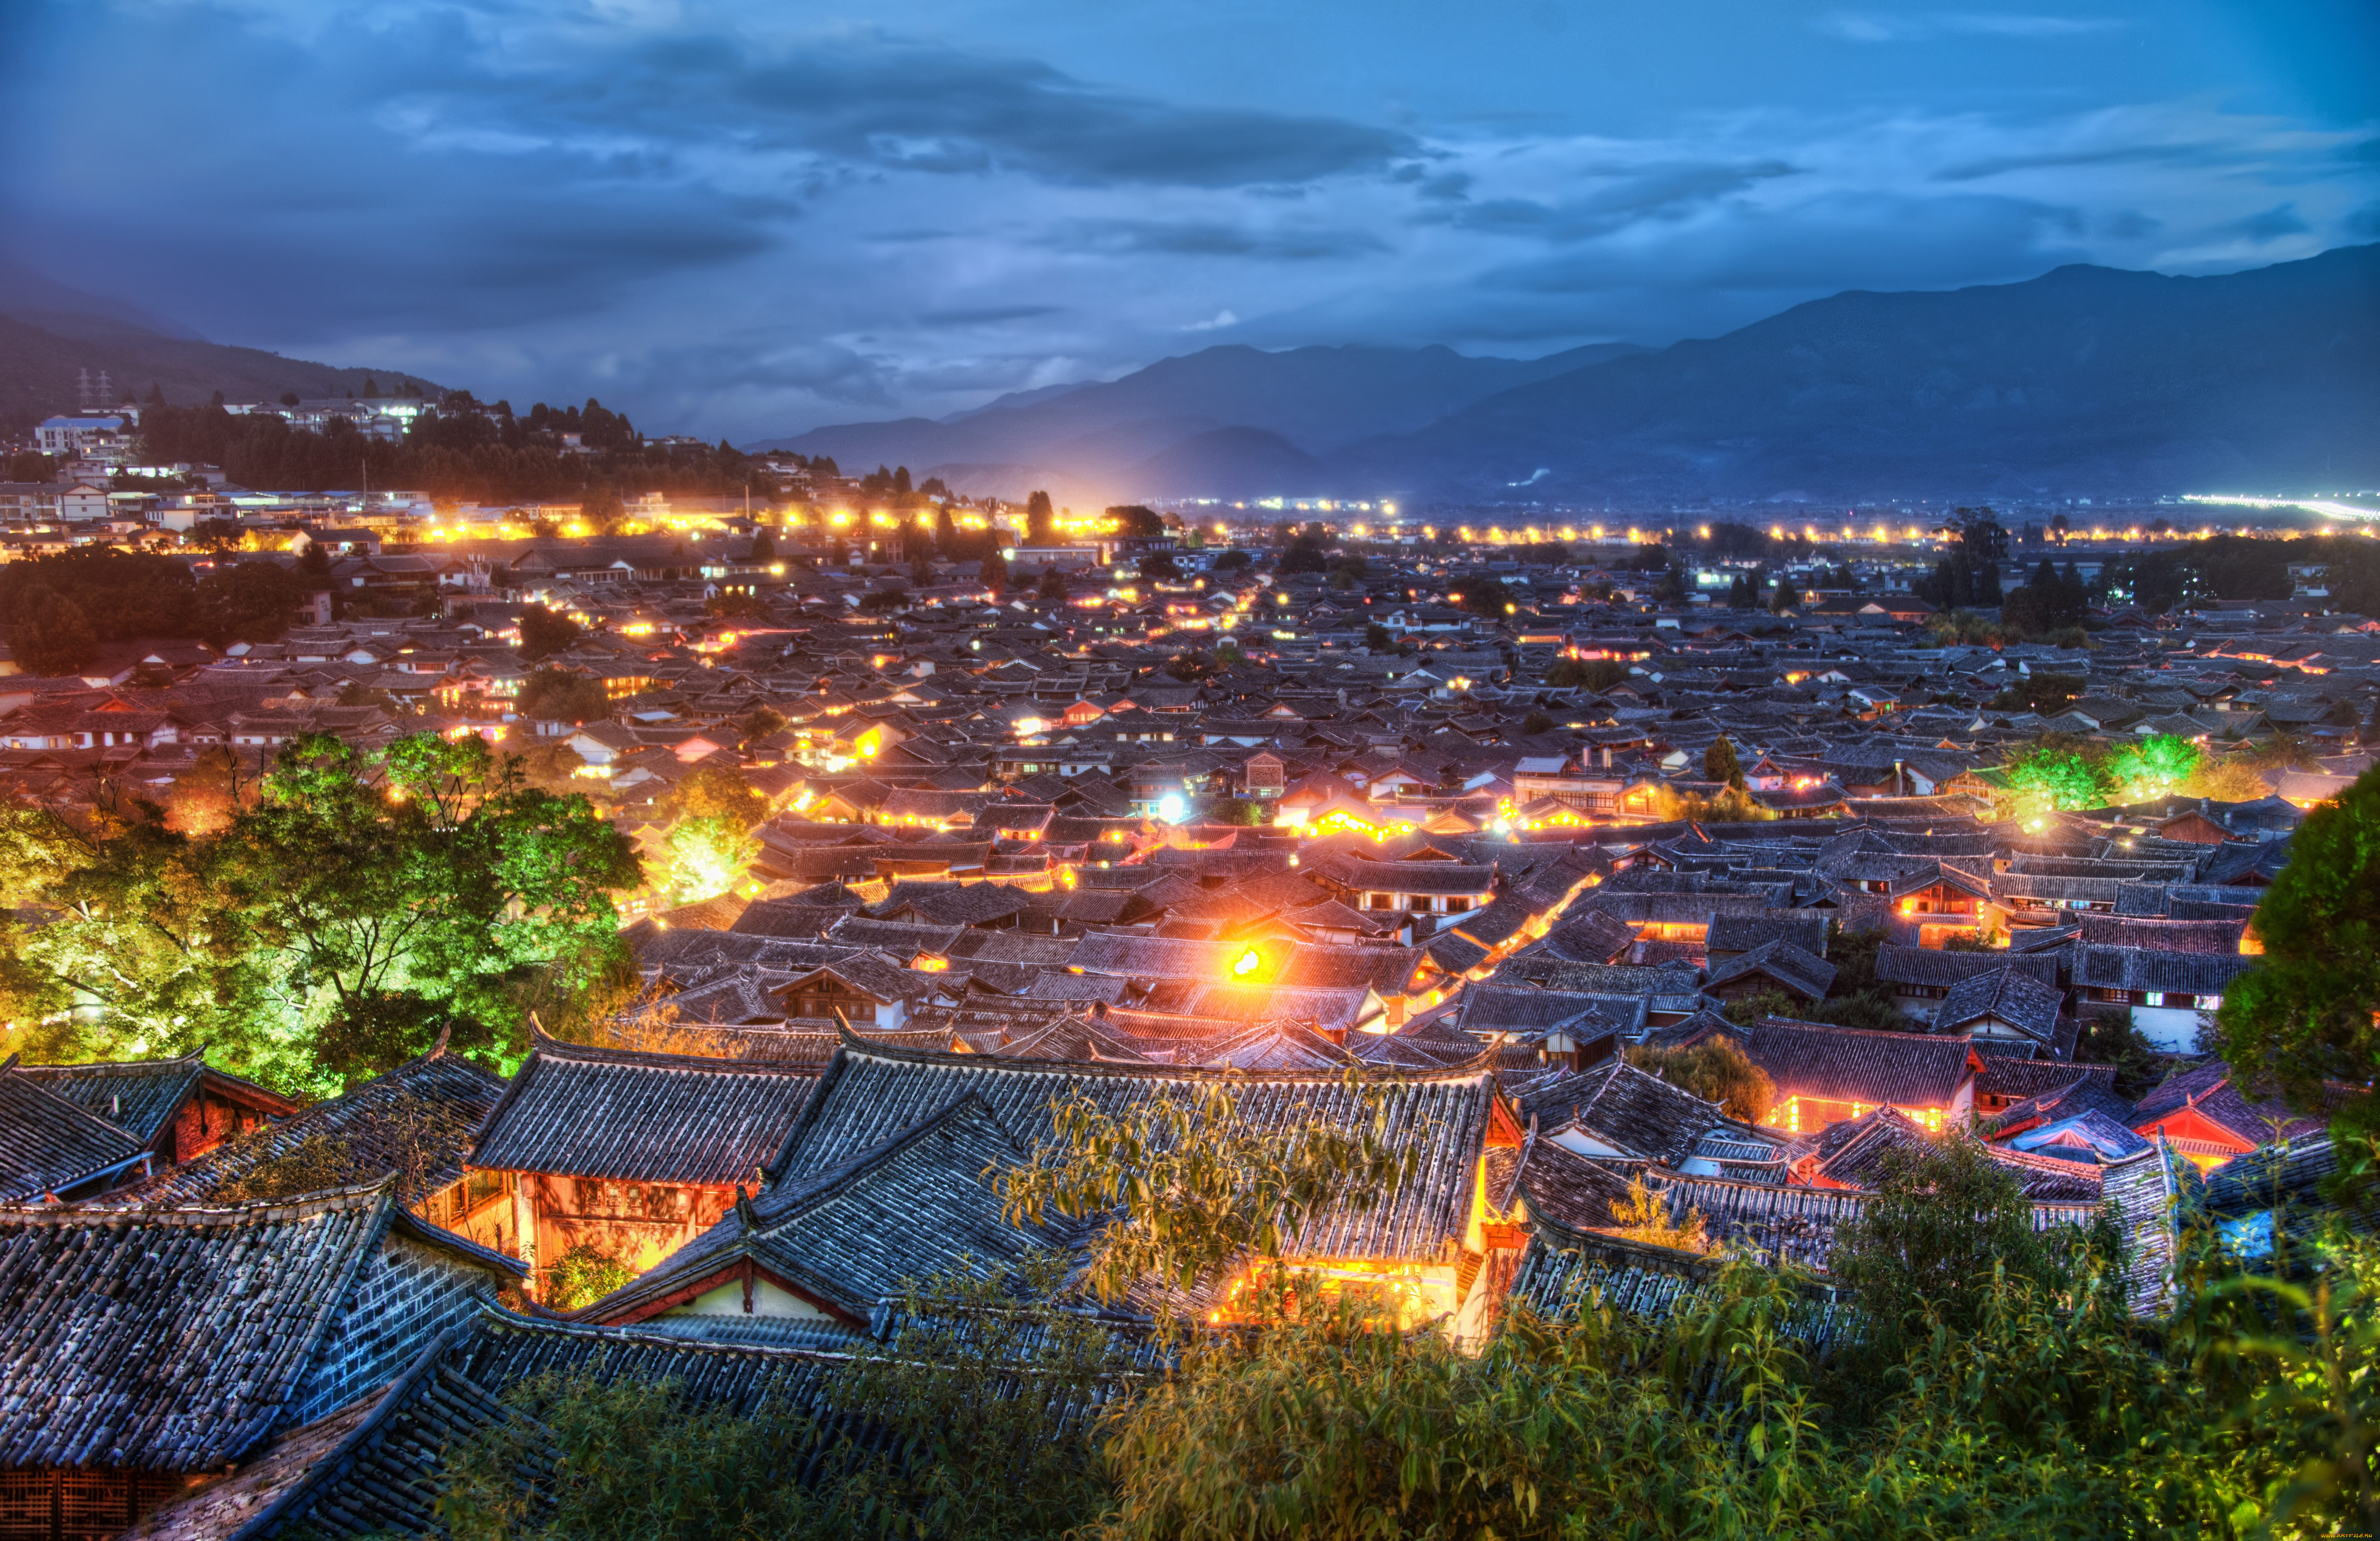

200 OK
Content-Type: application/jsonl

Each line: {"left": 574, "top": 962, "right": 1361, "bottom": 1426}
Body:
{"left": 470, "top": 1036, "right": 821, "bottom": 1186}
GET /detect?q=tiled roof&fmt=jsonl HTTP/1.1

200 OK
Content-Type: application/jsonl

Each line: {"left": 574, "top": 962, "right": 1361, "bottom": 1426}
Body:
{"left": 116, "top": 1041, "right": 504, "bottom": 1207}
{"left": 2074, "top": 945, "right": 2260, "bottom": 997}
{"left": 584, "top": 1093, "right": 1074, "bottom": 1325}
{"left": 17, "top": 1054, "right": 205, "bottom": 1142}
{"left": 1517, "top": 1059, "right": 1721, "bottom": 1167}
{"left": 1934, "top": 965, "right": 2065, "bottom": 1044}
{"left": 1875, "top": 944, "right": 2059, "bottom": 990}
{"left": 0, "top": 1185, "right": 484, "bottom": 1472}
{"left": 1742, "top": 1017, "right": 1979, "bottom": 1109}
{"left": 0, "top": 1055, "right": 148, "bottom": 1200}
{"left": 124, "top": 1329, "right": 531, "bottom": 1541}
{"left": 469, "top": 1033, "right": 821, "bottom": 1186}
{"left": 770, "top": 1035, "right": 1494, "bottom": 1265}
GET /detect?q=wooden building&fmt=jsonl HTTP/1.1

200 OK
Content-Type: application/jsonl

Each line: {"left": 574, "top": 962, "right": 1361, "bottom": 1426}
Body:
{"left": 464, "top": 1034, "right": 822, "bottom": 1294}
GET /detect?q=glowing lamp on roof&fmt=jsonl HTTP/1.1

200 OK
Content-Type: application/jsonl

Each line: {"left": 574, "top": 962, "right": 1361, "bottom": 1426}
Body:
{"left": 1232, "top": 947, "right": 1262, "bottom": 978}
{"left": 1157, "top": 793, "right": 1188, "bottom": 823}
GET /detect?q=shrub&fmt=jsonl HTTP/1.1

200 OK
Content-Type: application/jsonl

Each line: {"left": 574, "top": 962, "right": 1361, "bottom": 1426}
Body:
{"left": 542, "top": 1243, "right": 637, "bottom": 1310}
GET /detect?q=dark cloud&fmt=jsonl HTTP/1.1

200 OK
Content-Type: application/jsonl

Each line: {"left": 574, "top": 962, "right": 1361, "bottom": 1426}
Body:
{"left": 1425, "top": 160, "right": 1800, "bottom": 241}
{"left": 916, "top": 305, "right": 1067, "bottom": 326}
{"left": 1933, "top": 141, "right": 2230, "bottom": 183}
{"left": 2223, "top": 202, "right": 2312, "bottom": 242}
{"left": 1, "top": 0, "right": 2369, "bottom": 442}
{"left": 443, "top": 31, "right": 1416, "bottom": 190}
{"left": 1046, "top": 220, "right": 1390, "bottom": 260}
{"left": 1482, "top": 190, "right": 2088, "bottom": 297}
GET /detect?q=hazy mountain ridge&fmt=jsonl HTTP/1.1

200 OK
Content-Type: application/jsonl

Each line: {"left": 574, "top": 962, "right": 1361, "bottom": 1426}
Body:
{"left": 753, "top": 340, "right": 1644, "bottom": 498}
{"left": 758, "top": 246, "right": 2379, "bottom": 504}
{"left": 1349, "top": 243, "right": 2380, "bottom": 502}
{"left": 0, "top": 261, "right": 442, "bottom": 435}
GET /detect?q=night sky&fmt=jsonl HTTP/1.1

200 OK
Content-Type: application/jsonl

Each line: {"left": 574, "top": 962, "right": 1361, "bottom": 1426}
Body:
{"left": 3, "top": 1, "right": 2374, "bottom": 441}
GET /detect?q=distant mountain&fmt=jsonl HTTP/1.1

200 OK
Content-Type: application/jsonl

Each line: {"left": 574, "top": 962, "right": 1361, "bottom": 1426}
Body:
{"left": 0, "top": 261, "right": 443, "bottom": 434}
{"left": 1349, "top": 244, "right": 2380, "bottom": 503}
{"left": 752, "top": 341, "right": 1644, "bottom": 501}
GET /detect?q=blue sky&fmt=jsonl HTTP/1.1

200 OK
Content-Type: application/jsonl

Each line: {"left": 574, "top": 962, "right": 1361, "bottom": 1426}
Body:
{"left": 2, "top": 0, "right": 2373, "bottom": 440}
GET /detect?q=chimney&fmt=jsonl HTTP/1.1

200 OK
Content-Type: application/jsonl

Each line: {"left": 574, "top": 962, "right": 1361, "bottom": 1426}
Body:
{"left": 1601, "top": 745, "right": 1613, "bottom": 769}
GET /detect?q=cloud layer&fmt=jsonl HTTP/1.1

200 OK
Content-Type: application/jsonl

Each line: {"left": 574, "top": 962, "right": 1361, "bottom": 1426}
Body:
{"left": 0, "top": 0, "right": 2372, "bottom": 440}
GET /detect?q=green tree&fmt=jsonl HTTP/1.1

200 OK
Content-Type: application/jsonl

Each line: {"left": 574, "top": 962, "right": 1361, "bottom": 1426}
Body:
{"left": 1607, "top": 1175, "right": 1710, "bottom": 1253}
{"left": 663, "top": 815, "right": 758, "bottom": 904}
{"left": 982, "top": 552, "right": 1009, "bottom": 598}
{"left": 1986, "top": 671, "right": 2084, "bottom": 713}
{"left": 1704, "top": 735, "right": 1746, "bottom": 789}
{"left": 2073, "top": 1007, "right": 2168, "bottom": 1101}
{"left": 1448, "top": 574, "right": 1512, "bottom": 615}
{"left": 1106, "top": 504, "right": 1166, "bottom": 537}
{"left": 516, "top": 603, "right": 582, "bottom": 661}
{"left": 1036, "top": 569, "right": 1068, "bottom": 603}
{"left": 2005, "top": 742, "right": 2108, "bottom": 822}
{"left": 1136, "top": 552, "right": 1181, "bottom": 582}
{"left": 1829, "top": 1131, "right": 2080, "bottom": 1351}
{"left": 516, "top": 667, "right": 610, "bottom": 724}
{"left": 1025, "top": 490, "right": 1056, "bottom": 545}
{"left": 580, "top": 484, "right": 625, "bottom": 532}
{"left": 0, "top": 733, "right": 640, "bottom": 1092}
{"left": 1546, "top": 656, "right": 1630, "bottom": 692}
{"left": 1625, "top": 1038, "right": 1776, "bottom": 1122}
{"left": 1000, "top": 1073, "right": 1422, "bottom": 1309}
{"left": 665, "top": 761, "right": 767, "bottom": 829}
{"left": 9, "top": 585, "right": 97, "bottom": 676}
{"left": 2216, "top": 763, "right": 2380, "bottom": 1140}
{"left": 2105, "top": 733, "right": 2203, "bottom": 801}
{"left": 194, "top": 559, "right": 307, "bottom": 645}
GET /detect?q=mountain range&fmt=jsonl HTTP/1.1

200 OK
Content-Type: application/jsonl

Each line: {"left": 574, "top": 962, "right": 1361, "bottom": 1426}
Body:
{"left": 0, "top": 259, "right": 439, "bottom": 434}
{"left": 764, "top": 244, "right": 2380, "bottom": 506}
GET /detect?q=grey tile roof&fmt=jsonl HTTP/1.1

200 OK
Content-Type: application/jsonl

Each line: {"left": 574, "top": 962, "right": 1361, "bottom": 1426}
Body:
{"left": 1743, "top": 1017, "right": 1981, "bottom": 1109}
{"left": 469, "top": 1033, "right": 821, "bottom": 1186}
{"left": 0, "top": 1055, "right": 148, "bottom": 1201}
{"left": 124, "top": 1329, "right": 532, "bottom": 1541}
{"left": 1705, "top": 938, "right": 1838, "bottom": 1000}
{"left": 1516, "top": 1060, "right": 1721, "bottom": 1167}
{"left": 116, "top": 1041, "right": 505, "bottom": 1207}
{"left": 770, "top": 1035, "right": 1494, "bottom": 1266}
{"left": 1875, "top": 944, "right": 2060, "bottom": 990}
{"left": 1934, "top": 966, "right": 2066, "bottom": 1045}
{"left": 0, "top": 1185, "right": 497, "bottom": 1472}
{"left": 1504, "top": 1212, "right": 1857, "bottom": 1351}
{"left": 17, "top": 1054, "right": 206, "bottom": 1143}
{"left": 2073, "top": 945, "right": 2260, "bottom": 997}
{"left": 584, "top": 1093, "right": 1074, "bottom": 1326}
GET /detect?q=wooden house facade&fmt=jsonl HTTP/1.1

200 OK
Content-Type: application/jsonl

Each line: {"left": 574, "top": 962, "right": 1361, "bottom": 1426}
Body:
{"left": 464, "top": 1035, "right": 822, "bottom": 1295}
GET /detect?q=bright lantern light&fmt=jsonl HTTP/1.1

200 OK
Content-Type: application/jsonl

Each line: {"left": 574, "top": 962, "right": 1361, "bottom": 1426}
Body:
{"left": 1232, "top": 947, "right": 1262, "bottom": 977}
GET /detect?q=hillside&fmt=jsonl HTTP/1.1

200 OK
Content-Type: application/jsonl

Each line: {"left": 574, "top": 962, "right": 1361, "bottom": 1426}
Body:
{"left": 1347, "top": 243, "right": 2380, "bottom": 503}
{"left": 755, "top": 340, "right": 1643, "bottom": 501}
{"left": 0, "top": 262, "right": 442, "bottom": 435}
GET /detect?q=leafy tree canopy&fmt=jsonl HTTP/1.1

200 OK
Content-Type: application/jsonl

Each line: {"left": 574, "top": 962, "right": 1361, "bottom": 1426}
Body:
{"left": 516, "top": 602, "right": 582, "bottom": 661}
{"left": 2217, "top": 763, "right": 2380, "bottom": 1140}
{"left": 516, "top": 667, "right": 610, "bottom": 724}
{"left": 0, "top": 732, "right": 641, "bottom": 1093}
